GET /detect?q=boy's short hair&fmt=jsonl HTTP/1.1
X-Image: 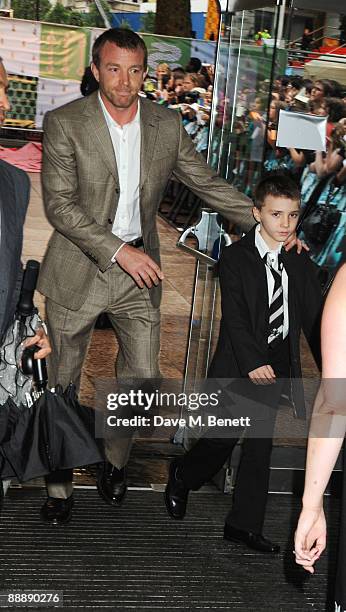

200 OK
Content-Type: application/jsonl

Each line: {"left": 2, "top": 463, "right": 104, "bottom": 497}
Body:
{"left": 254, "top": 173, "right": 301, "bottom": 210}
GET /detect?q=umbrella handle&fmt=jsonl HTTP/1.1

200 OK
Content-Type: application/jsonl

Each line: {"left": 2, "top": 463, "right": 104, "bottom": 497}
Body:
{"left": 21, "top": 345, "right": 48, "bottom": 393}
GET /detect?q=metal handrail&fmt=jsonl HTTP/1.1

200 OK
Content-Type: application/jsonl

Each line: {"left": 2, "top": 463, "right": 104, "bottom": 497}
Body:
{"left": 322, "top": 41, "right": 346, "bottom": 55}
{"left": 289, "top": 25, "right": 339, "bottom": 47}
{"left": 288, "top": 46, "right": 346, "bottom": 58}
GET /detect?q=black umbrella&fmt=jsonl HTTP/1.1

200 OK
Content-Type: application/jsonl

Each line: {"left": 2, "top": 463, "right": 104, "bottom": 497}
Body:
{"left": 0, "top": 261, "right": 104, "bottom": 483}
{"left": 0, "top": 383, "right": 103, "bottom": 482}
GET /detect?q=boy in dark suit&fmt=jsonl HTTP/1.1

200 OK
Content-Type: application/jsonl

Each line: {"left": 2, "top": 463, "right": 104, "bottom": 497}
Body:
{"left": 165, "top": 173, "right": 323, "bottom": 553}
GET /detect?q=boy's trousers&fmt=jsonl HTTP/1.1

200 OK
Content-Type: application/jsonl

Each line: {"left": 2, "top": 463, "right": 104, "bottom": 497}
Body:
{"left": 177, "top": 337, "right": 290, "bottom": 534}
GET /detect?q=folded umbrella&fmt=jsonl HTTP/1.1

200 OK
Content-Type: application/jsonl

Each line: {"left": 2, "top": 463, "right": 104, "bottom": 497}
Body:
{"left": 0, "top": 383, "right": 103, "bottom": 482}
{"left": 1, "top": 260, "right": 104, "bottom": 483}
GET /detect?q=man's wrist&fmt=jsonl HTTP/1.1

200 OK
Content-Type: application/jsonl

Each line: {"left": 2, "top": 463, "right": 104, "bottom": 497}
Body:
{"left": 111, "top": 242, "right": 126, "bottom": 263}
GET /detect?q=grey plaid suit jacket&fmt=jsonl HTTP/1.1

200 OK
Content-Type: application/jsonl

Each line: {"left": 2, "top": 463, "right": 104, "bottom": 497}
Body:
{"left": 38, "top": 92, "right": 254, "bottom": 310}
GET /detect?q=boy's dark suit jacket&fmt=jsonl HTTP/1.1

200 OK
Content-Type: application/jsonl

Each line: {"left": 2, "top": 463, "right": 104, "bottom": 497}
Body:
{"left": 209, "top": 226, "right": 323, "bottom": 418}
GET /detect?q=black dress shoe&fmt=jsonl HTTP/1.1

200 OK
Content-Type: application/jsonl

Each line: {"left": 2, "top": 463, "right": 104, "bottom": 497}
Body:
{"left": 224, "top": 524, "right": 280, "bottom": 553}
{"left": 40, "top": 495, "right": 74, "bottom": 525}
{"left": 97, "top": 463, "right": 127, "bottom": 506}
{"left": 164, "top": 460, "right": 189, "bottom": 520}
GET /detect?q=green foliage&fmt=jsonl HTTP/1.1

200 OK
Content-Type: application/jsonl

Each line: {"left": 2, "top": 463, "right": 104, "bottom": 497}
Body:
{"left": 84, "top": 0, "right": 112, "bottom": 28}
{"left": 12, "top": 0, "right": 50, "bottom": 21}
{"left": 12, "top": 0, "right": 112, "bottom": 28}
{"left": 140, "top": 11, "right": 156, "bottom": 34}
{"left": 119, "top": 19, "right": 131, "bottom": 30}
{"left": 44, "top": 4, "right": 84, "bottom": 26}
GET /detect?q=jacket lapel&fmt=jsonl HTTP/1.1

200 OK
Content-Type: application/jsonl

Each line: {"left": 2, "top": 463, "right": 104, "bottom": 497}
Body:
{"left": 83, "top": 92, "right": 119, "bottom": 184}
{"left": 238, "top": 227, "right": 269, "bottom": 317}
{"left": 139, "top": 97, "right": 160, "bottom": 190}
{"left": 280, "top": 249, "right": 296, "bottom": 329}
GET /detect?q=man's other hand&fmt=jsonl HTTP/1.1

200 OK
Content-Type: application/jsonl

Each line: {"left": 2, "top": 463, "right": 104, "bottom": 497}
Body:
{"left": 116, "top": 244, "right": 164, "bottom": 289}
{"left": 284, "top": 233, "right": 309, "bottom": 254}
{"left": 24, "top": 326, "right": 51, "bottom": 360}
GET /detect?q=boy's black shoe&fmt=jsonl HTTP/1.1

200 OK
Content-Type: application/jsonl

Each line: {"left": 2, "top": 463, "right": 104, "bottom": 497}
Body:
{"left": 40, "top": 495, "right": 74, "bottom": 525}
{"left": 164, "top": 460, "right": 189, "bottom": 520}
{"left": 224, "top": 524, "right": 280, "bottom": 553}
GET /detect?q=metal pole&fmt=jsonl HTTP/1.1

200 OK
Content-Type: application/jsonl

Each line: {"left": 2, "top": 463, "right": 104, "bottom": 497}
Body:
{"left": 277, "top": 0, "right": 286, "bottom": 47}
{"left": 94, "top": 0, "right": 111, "bottom": 29}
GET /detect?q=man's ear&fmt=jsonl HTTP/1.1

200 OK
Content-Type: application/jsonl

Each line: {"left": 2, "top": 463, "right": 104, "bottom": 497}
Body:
{"left": 90, "top": 62, "right": 100, "bottom": 83}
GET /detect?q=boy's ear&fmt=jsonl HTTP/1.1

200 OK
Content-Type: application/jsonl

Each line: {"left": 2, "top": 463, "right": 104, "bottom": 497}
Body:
{"left": 252, "top": 206, "right": 261, "bottom": 223}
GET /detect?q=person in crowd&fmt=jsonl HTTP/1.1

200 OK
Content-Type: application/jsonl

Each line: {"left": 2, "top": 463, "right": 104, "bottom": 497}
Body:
{"left": 302, "top": 78, "right": 313, "bottom": 97}
{"left": 160, "top": 69, "right": 186, "bottom": 105}
{"left": 323, "top": 97, "right": 346, "bottom": 139}
{"left": 200, "top": 64, "right": 213, "bottom": 89}
{"left": 155, "top": 62, "right": 171, "bottom": 82}
{"left": 154, "top": 62, "right": 171, "bottom": 97}
{"left": 185, "top": 57, "right": 202, "bottom": 74}
{"left": 311, "top": 120, "right": 346, "bottom": 177}
{"left": 310, "top": 79, "right": 335, "bottom": 103}
{"left": 267, "top": 98, "right": 286, "bottom": 140}
{"left": 299, "top": 113, "right": 346, "bottom": 273}
{"left": 181, "top": 73, "right": 201, "bottom": 104}
{"left": 294, "top": 263, "right": 346, "bottom": 612}
{"left": 0, "top": 57, "right": 51, "bottom": 510}
{"left": 265, "top": 98, "right": 296, "bottom": 173}
{"left": 301, "top": 27, "right": 313, "bottom": 51}
{"left": 245, "top": 96, "right": 266, "bottom": 195}
{"left": 285, "top": 77, "right": 303, "bottom": 101}
{"left": 165, "top": 173, "right": 322, "bottom": 554}
{"left": 36, "top": 28, "right": 265, "bottom": 526}
{"left": 307, "top": 98, "right": 327, "bottom": 116}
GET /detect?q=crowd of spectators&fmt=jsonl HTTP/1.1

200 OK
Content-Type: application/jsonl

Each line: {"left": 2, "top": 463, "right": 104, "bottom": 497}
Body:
{"left": 141, "top": 57, "right": 214, "bottom": 155}
{"left": 222, "top": 74, "right": 346, "bottom": 277}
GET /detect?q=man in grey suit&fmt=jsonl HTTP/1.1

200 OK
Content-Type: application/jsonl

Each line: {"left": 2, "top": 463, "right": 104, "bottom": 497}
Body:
{"left": 0, "top": 58, "right": 50, "bottom": 510}
{"left": 37, "top": 28, "right": 257, "bottom": 524}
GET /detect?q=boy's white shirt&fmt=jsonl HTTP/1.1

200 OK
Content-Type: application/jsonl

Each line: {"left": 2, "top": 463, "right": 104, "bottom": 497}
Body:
{"left": 255, "top": 224, "right": 289, "bottom": 340}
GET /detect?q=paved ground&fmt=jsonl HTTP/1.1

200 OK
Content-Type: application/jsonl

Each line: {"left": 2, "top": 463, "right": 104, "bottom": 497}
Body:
{"left": 0, "top": 489, "right": 339, "bottom": 611}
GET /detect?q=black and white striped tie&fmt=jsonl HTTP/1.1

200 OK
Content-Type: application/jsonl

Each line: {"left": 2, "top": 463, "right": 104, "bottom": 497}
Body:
{"left": 266, "top": 253, "right": 284, "bottom": 347}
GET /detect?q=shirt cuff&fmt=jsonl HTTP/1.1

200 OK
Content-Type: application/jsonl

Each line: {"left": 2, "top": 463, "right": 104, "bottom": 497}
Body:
{"left": 111, "top": 242, "right": 126, "bottom": 263}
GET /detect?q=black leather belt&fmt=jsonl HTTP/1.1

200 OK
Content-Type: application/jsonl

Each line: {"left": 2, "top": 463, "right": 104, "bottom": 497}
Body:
{"left": 127, "top": 237, "right": 144, "bottom": 248}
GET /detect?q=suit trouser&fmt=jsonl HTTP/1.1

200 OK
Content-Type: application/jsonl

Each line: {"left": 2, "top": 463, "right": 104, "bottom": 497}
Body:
{"left": 177, "top": 338, "right": 290, "bottom": 534}
{"left": 45, "top": 261, "right": 161, "bottom": 499}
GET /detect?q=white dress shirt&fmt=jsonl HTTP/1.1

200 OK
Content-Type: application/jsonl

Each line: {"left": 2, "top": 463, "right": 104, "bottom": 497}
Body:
{"left": 99, "top": 93, "right": 141, "bottom": 247}
{"left": 255, "top": 224, "right": 289, "bottom": 340}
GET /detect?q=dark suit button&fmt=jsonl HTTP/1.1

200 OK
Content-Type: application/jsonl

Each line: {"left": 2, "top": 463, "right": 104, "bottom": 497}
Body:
{"left": 115, "top": 188, "right": 120, "bottom": 194}
{"left": 108, "top": 218, "right": 113, "bottom": 224}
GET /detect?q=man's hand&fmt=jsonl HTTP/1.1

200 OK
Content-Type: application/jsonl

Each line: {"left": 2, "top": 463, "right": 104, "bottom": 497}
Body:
{"left": 24, "top": 326, "right": 51, "bottom": 360}
{"left": 116, "top": 244, "right": 164, "bottom": 289}
{"left": 248, "top": 364, "right": 276, "bottom": 385}
{"left": 284, "top": 233, "right": 309, "bottom": 253}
